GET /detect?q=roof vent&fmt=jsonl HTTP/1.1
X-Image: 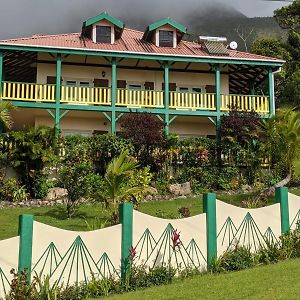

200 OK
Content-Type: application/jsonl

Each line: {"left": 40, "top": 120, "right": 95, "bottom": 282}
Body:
{"left": 199, "top": 36, "right": 229, "bottom": 56}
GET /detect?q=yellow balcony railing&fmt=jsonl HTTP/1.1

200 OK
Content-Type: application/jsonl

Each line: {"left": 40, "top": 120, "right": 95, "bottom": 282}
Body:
{"left": 2, "top": 81, "right": 56, "bottom": 102}
{"left": 117, "top": 89, "right": 164, "bottom": 108}
{"left": 169, "top": 91, "right": 216, "bottom": 110}
{"left": 0, "top": 81, "right": 270, "bottom": 114}
{"left": 221, "top": 94, "right": 269, "bottom": 114}
{"left": 61, "top": 86, "right": 111, "bottom": 105}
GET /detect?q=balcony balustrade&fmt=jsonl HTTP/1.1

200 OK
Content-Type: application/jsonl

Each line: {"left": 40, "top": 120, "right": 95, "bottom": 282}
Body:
{"left": 1, "top": 81, "right": 270, "bottom": 114}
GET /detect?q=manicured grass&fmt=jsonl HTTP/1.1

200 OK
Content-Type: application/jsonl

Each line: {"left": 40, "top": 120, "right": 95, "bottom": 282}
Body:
{"left": 0, "top": 189, "right": 299, "bottom": 240}
{"left": 0, "top": 204, "right": 109, "bottom": 240}
{"left": 291, "top": 188, "right": 300, "bottom": 197}
{"left": 97, "top": 259, "right": 300, "bottom": 300}
{"left": 294, "top": 159, "right": 300, "bottom": 177}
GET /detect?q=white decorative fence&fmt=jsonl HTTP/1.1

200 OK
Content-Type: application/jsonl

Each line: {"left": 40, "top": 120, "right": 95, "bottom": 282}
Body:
{"left": 0, "top": 188, "right": 299, "bottom": 299}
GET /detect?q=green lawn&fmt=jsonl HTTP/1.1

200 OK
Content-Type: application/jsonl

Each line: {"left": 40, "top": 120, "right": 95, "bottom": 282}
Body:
{"left": 295, "top": 159, "right": 300, "bottom": 177}
{"left": 99, "top": 259, "right": 300, "bottom": 300}
{"left": 0, "top": 189, "right": 298, "bottom": 240}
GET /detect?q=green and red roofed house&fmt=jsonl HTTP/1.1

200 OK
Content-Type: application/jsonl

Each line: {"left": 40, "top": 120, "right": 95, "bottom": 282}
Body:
{"left": 0, "top": 12, "right": 284, "bottom": 136}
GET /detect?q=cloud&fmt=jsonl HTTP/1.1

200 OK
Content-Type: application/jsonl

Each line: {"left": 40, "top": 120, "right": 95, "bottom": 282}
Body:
{"left": 0, "top": 0, "right": 287, "bottom": 39}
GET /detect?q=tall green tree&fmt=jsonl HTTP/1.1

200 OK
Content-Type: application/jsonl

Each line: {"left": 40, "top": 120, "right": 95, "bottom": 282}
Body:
{"left": 274, "top": 0, "right": 300, "bottom": 104}
{"left": 251, "top": 37, "right": 290, "bottom": 102}
{"left": 251, "top": 1, "right": 300, "bottom": 105}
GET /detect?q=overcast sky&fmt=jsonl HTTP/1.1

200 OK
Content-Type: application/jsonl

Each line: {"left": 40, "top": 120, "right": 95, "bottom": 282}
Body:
{"left": 0, "top": 0, "right": 289, "bottom": 39}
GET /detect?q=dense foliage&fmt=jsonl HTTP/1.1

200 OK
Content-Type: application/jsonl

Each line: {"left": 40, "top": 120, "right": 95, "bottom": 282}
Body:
{"left": 212, "top": 223, "right": 300, "bottom": 273}
{"left": 251, "top": 0, "right": 300, "bottom": 105}
{"left": 0, "top": 106, "right": 299, "bottom": 215}
{"left": 0, "top": 126, "right": 58, "bottom": 198}
{"left": 120, "top": 113, "right": 165, "bottom": 170}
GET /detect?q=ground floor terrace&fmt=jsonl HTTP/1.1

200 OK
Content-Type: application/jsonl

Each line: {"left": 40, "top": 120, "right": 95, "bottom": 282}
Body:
{"left": 0, "top": 48, "right": 282, "bottom": 135}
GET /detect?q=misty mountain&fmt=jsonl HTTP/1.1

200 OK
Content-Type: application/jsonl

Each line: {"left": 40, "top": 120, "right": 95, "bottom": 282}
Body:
{"left": 120, "top": 3, "right": 284, "bottom": 51}
{"left": 0, "top": 1, "right": 284, "bottom": 52}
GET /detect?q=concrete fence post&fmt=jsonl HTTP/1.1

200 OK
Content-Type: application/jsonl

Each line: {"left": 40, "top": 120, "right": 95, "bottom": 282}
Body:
{"left": 18, "top": 214, "right": 34, "bottom": 281}
{"left": 203, "top": 193, "right": 217, "bottom": 269}
{"left": 275, "top": 187, "right": 290, "bottom": 234}
{"left": 119, "top": 202, "right": 133, "bottom": 279}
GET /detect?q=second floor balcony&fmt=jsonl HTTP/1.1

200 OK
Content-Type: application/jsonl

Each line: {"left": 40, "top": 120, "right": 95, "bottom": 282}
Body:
{"left": 1, "top": 81, "right": 270, "bottom": 114}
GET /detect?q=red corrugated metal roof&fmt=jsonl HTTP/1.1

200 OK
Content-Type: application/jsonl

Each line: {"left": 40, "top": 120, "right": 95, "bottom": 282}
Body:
{"left": 0, "top": 28, "right": 281, "bottom": 62}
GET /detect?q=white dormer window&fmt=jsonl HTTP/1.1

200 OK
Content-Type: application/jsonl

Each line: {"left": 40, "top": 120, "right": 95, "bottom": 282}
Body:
{"left": 96, "top": 25, "right": 111, "bottom": 43}
{"left": 159, "top": 30, "right": 174, "bottom": 47}
{"left": 92, "top": 22, "right": 115, "bottom": 44}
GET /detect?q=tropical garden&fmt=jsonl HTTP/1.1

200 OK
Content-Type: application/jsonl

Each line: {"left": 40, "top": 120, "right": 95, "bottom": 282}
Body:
{"left": 0, "top": 108, "right": 299, "bottom": 220}
{"left": 1, "top": 1, "right": 300, "bottom": 299}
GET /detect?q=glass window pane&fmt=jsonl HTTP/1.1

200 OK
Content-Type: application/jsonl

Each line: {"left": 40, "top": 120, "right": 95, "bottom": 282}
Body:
{"left": 179, "top": 87, "right": 189, "bottom": 92}
{"left": 128, "top": 84, "right": 142, "bottom": 90}
{"left": 159, "top": 30, "right": 173, "bottom": 47}
{"left": 66, "top": 80, "right": 76, "bottom": 86}
{"left": 79, "top": 81, "right": 90, "bottom": 87}
{"left": 192, "top": 88, "right": 203, "bottom": 93}
{"left": 96, "top": 26, "right": 111, "bottom": 43}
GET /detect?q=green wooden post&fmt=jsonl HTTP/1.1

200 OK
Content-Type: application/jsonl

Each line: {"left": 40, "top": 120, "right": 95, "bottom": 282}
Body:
{"left": 119, "top": 202, "right": 133, "bottom": 279}
{"left": 164, "top": 62, "right": 170, "bottom": 135}
{"left": 250, "top": 80, "right": 255, "bottom": 110}
{"left": 18, "top": 214, "right": 34, "bottom": 281}
{"left": 215, "top": 65, "right": 222, "bottom": 165}
{"left": 275, "top": 187, "right": 290, "bottom": 234}
{"left": 111, "top": 58, "right": 117, "bottom": 134}
{"left": 215, "top": 64, "right": 221, "bottom": 114}
{"left": 268, "top": 68, "right": 275, "bottom": 116}
{"left": 203, "top": 193, "right": 217, "bottom": 269}
{"left": 0, "top": 52, "right": 3, "bottom": 133}
{"left": 0, "top": 52, "right": 3, "bottom": 99}
{"left": 55, "top": 54, "right": 62, "bottom": 135}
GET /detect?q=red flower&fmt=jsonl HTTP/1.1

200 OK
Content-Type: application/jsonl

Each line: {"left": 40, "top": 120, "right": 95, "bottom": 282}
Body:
{"left": 129, "top": 246, "right": 137, "bottom": 261}
{"left": 171, "top": 229, "right": 182, "bottom": 250}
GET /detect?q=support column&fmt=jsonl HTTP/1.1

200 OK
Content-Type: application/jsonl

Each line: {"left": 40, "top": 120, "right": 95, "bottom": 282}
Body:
{"left": 18, "top": 214, "right": 34, "bottom": 281}
{"left": 119, "top": 202, "right": 133, "bottom": 279}
{"left": 215, "top": 64, "right": 222, "bottom": 165}
{"left": 0, "top": 52, "right": 3, "bottom": 99}
{"left": 215, "top": 64, "right": 221, "bottom": 114}
{"left": 55, "top": 54, "right": 62, "bottom": 135}
{"left": 268, "top": 68, "right": 275, "bottom": 116}
{"left": 275, "top": 187, "right": 290, "bottom": 234}
{"left": 164, "top": 62, "right": 170, "bottom": 135}
{"left": 0, "top": 52, "right": 3, "bottom": 134}
{"left": 111, "top": 58, "right": 117, "bottom": 134}
{"left": 250, "top": 80, "right": 255, "bottom": 110}
{"left": 203, "top": 193, "right": 217, "bottom": 269}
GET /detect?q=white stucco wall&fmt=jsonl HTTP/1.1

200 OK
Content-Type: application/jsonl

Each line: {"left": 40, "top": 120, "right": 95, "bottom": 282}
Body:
{"left": 36, "top": 59, "right": 229, "bottom": 94}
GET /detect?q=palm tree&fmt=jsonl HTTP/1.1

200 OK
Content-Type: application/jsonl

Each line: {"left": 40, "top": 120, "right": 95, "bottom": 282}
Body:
{"left": 258, "top": 110, "right": 300, "bottom": 197}
{"left": 0, "top": 102, "right": 15, "bottom": 130}
{"left": 102, "top": 151, "right": 149, "bottom": 214}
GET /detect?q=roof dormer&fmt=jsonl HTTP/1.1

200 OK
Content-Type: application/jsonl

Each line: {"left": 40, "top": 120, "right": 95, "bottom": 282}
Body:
{"left": 143, "top": 18, "right": 187, "bottom": 48}
{"left": 81, "top": 12, "right": 124, "bottom": 44}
